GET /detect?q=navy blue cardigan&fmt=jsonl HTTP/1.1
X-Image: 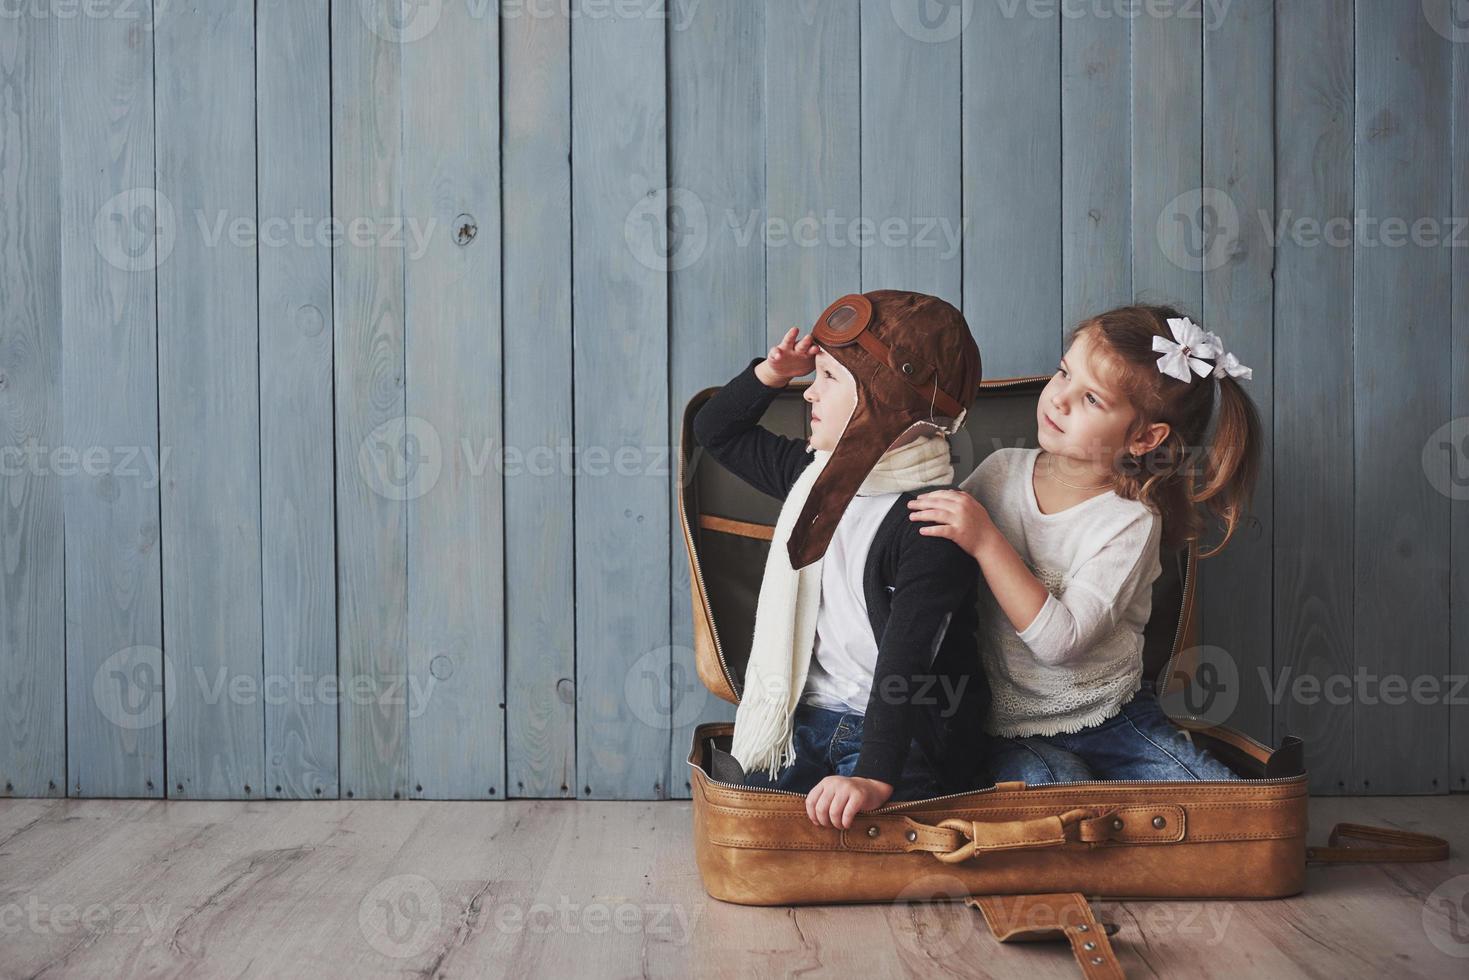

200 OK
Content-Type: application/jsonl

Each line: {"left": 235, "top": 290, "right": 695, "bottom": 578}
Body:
{"left": 692, "top": 356, "right": 988, "bottom": 791}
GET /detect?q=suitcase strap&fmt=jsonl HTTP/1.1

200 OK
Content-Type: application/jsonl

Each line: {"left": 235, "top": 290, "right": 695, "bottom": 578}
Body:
{"left": 1306, "top": 822, "right": 1450, "bottom": 863}
{"left": 930, "top": 820, "right": 1447, "bottom": 980}
{"left": 966, "top": 892, "right": 1124, "bottom": 980}
{"left": 897, "top": 806, "right": 1167, "bottom": 863}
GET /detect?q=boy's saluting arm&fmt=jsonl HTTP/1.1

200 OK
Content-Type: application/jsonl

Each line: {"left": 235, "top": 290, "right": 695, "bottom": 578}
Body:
{"left": 691, "top": 356, "right": 815, "bottom": 501}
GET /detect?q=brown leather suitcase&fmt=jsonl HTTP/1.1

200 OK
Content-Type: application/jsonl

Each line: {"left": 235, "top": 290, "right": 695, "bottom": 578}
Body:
{"left": 677, "top": 372, "right": 1448, "bottom": 977}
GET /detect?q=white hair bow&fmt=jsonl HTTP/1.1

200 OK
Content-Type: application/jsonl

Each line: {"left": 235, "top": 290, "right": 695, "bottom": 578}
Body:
{"left": 1152, "top": 317, "right": 1219, "bottom": 383}
{"left": 1203, "top": 329, "right": 1253, "bottom": 381}
{"left": 1152, "top": 317, "right": 1253, "bottom": 384}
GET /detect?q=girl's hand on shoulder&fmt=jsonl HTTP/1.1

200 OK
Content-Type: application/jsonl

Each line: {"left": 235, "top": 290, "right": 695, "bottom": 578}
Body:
{"left": 907, "top": 489, "right": 996, "bottom": 560}
{"left": 806, "top": 775, "right": 893, "bottom": 828}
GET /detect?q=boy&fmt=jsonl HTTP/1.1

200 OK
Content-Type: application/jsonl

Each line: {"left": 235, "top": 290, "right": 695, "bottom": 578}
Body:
{"left": 691, "top": 290, "right": 989, "bottom": 829}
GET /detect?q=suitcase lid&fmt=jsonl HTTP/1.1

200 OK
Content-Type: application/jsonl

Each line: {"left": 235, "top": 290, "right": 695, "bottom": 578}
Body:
{"left": 677, "top": 373, "right": 1200, "bottom": 705}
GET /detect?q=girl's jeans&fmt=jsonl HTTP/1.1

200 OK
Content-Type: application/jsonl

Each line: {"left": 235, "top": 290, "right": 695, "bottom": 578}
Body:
{"left": 741, "top": 701, "right": 942, "bottom": 801}
{"left": 981, "top": 680, "right": 1239, "bottom": 784}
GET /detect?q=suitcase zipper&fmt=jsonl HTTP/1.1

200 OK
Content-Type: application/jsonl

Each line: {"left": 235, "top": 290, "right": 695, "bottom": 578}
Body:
{"left": 687, "top": 762, "right": 1306, "bottom": 813}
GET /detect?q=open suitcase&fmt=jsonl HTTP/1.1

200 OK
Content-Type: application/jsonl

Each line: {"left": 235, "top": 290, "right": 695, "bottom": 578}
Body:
{"left": 677, "top": 370, "right": 1449, "bottom": 977}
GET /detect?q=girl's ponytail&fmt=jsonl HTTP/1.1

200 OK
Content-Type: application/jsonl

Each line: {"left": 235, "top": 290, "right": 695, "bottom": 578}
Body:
{"left": 1191, "top": 373, "right": 1263, "bottom": 558}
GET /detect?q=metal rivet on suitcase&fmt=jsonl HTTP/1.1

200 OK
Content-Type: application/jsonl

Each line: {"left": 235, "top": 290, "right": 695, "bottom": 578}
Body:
{"left": 867, "top": 825, "right": 880, "bottom": 837}
{"left": 1111, "top": 817, "right": 1124, "bottom": 831}
{"left": 1091, "top": 957, "right": 1105, "bottom": 965}
{"left": 1153, "top": 815, "right": 1166, "bottom": 828}
{"left": 906, "top": 830, "right": 917, "bottom": 842}
{"left": 1083, "top": 942, "right": 1096, "bottom": 951}
{"left": 1077, "top": 924, "right": 1090, "bottom": 932}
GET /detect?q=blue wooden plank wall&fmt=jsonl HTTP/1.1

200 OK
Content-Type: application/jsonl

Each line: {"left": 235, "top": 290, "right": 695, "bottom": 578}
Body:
{"left": 0, "top": 0, "right": 1464, "bottom": 800}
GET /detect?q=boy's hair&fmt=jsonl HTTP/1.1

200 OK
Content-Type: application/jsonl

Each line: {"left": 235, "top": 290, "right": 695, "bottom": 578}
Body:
{"left": 1069, "top": 304, "right": 1262, "bottom": 558}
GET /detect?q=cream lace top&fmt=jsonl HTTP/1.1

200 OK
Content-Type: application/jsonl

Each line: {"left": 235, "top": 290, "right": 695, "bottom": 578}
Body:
{"left": 957, "top": 448, "right": 1163, "bottom": 737}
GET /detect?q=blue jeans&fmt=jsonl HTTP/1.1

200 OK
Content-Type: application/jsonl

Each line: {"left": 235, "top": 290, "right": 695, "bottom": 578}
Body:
{"left": 981, "top": 682, "right": 1239, "bottom": 785}
{"left": 741, "top": 701, "right": 942, "bottom": 801}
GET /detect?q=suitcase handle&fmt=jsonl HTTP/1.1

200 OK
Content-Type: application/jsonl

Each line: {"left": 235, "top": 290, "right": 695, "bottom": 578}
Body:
{"left": 917, "top": 806, "right": 1108, "bottom": 864}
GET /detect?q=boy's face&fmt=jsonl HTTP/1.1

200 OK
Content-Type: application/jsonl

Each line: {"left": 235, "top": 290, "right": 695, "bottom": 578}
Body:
{"left": 803, "top": 349, "right": 858, "bottom": 452}
{"left": 1038, "top": 330, "right": 1149, "bottom": 461}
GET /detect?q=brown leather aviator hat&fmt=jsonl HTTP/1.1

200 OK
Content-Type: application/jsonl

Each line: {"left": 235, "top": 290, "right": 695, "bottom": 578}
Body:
{"left": 787, "top": 289, "right": 983, "bottom": 570}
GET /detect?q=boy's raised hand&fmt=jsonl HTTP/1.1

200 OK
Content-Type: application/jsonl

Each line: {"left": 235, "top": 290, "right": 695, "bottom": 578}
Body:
{"left": 806, "top": 774, "right": 893, "bottom": 828}
{"left": 761, "top": 327, "right": 819, "bottom": 383}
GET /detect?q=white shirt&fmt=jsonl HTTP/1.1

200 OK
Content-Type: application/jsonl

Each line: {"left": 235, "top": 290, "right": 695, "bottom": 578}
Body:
{"left": 800, "top": 491, "right": 902, "bottom": 713}
{"left": 958, "top": 447, "right": 1162, "bottom": 737}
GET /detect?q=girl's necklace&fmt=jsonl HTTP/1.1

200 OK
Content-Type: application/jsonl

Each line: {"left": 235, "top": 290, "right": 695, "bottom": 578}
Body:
{"left": 1039, "top": 453, "right": 1112, "bottom": 490}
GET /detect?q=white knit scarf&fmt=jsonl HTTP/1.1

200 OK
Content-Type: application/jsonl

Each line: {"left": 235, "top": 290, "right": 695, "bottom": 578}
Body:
{"left": 729, "top": 429, "right": 955, "bottom": 780}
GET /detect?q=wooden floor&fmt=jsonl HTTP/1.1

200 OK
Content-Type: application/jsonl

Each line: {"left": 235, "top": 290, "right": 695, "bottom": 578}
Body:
{"left": 0, "top": 794, "right": 1465, "bottom": 978}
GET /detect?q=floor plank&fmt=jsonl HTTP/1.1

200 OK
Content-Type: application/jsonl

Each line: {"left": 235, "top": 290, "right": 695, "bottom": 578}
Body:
{"left": 0, "top": 796, "right": 1464, "bottom": 978}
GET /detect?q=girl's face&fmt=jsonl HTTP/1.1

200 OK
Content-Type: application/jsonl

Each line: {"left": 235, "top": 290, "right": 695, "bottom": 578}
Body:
{"left": 803, "top": 349, "right": 858, "bottom": 452}
{"left": 1038, "top": 330, "right": 1159, "bottom": 462}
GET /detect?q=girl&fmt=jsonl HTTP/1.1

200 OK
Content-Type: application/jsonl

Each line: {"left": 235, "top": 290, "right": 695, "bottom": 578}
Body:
{"left": 907, "top": 304, "right": 1260, "bottom": 784}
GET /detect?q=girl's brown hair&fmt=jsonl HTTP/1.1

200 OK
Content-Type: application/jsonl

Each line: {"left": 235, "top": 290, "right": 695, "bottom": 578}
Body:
{"left": 1068, "top": 304, "right": 1261, "bottom": 558}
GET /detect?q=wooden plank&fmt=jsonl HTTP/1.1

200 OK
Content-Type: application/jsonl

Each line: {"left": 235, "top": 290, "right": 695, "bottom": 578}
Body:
{"left": 56, "top": 1, "right": 165, "bottom": 798}
{"left": 1273, "top": 0, "right": 1355, "bottom": 793}
{"left": 0, "top": 0, "right": 65, "bottom": 798}
{"left": 1061, "top": 8, "right": 1131, "bottom": 329}
{"left": 1353, "top": 0, "right": 1452, "bottom": 794}
{"left": 571, "top": 0, "right": 669, "bottom": 799}
{"left": 689, "top": 0, "right": 861, "bottom": 800}
{"left": 503, "top": 0, "right": 575, "bottom": 799}
{"left": 764, "top": 0, "right": 861, "bottom": 336}
{"left": 667, "top": 0, "right": 765, "bottom": 799}
{"left": 1453, "top": 3, "right": 1469, "bottom": 794}
{"left": 402, "top": 2, "right": 504, "bottom": 799}
{"left": 332, "top": 0, "right": 409, "bottom": 800}
{"left": 962, "top": 1, "right": 1061, "bottom": 376}
{"left": 1131, "top": 1, "right": 1202, "bottom": 311}
{"left": 859, "top": 0, "right": 962, "bottom": 301}
{"left": 2, "top": 795, "right": 1469, "bottom": 975}
{"left": 1199, "top": 0, "right": 1273, "bottom": 748}
{"left": 154, "top": 1, "right": 265, "bottom": 800}
{"left": 258, "top": 0, "right": 338, "bottom": 801}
